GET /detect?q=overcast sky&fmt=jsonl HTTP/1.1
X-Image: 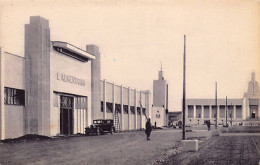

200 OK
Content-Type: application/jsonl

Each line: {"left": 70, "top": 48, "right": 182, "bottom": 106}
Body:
{"left": 1, "top": 0, "right": 259, "bottom": 111}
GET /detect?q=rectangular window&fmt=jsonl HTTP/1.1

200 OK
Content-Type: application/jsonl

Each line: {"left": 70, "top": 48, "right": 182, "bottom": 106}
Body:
{"left": 4, "top": 87, "right": 25, "bottom": 106}
{"left": 115, "top": 104, "right": 121, "bottom": 113}
{"left": 123, "top": 105, "right": 128, "bottom": 114}
{"left": 130, "top": 106, "right": 135, "bottom": 114}
{"left": 219, "top": 105, "right": 225, "bottom": 118}
{"left": 4, "top": 87, "right": 7, "bottom": 104}
{"left": 188, "top": 105, "right": 194, "bottom": 118}
{"left": 142, "top": 108, "right": 146, "bottom": 115}
{"left": 137, "top": 107, "right": 141, "bottom": 115}
{"left": 236, "top": 105, "right": 242, "bottom": 118}
{"left": 75, "top": 96, "right": 87, "bottom": 109}
{"left": 203, "top": 106, "right": 210, "bottom": 118}
{"left": 101, "top": 101, "right": 104, "bottom": 112}
{"left": 106, "top": 102, "right": 113, "bottom": 113}
{"left": 211, "top": 106, "right": 217, "bottom": 118}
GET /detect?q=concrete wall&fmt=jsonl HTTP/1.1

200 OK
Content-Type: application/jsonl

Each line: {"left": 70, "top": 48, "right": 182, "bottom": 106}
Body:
{"left": 0, "top": 48, "right": 3, "bottom": 140}
{"left": 25, "top": 16, "right": 50, "bottom": 136}
{"left": 4, "top": 53, "right": 25, "bottom": 89}
{"left": 4, "top": 105, "right": 24, "bottom": 139}
{"left": 88, "top": 45, "right": 101, "bottom": 122}
{"left": 50, "top": 44, "right": 92, "bottom": 135}
{"left": 152, "top": 107, "right": 165, "bottom": 127}
{"left": 153, "top": 80, "right": 166, "bottom": 107}
{"left": 3, "top": 52, "right": 25, "bottom": 139}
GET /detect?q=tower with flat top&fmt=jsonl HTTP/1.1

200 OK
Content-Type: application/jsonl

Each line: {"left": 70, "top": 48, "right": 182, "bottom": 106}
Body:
{"left": 152, "top": 64, "right": 169, "bottom": 127}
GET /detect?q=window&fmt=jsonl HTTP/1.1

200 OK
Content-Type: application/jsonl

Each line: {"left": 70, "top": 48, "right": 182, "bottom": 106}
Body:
{"left": 137, "top": 107, "right": 141, "bottom": 115}
{"left": 188, "top": 105, "right": 194, "bottom": 118}
{"left": 142, "top": 108, "right": 146, "bottom": 115}
{"left": 130, "top": 106, "right": 135, "bottom": 114}
{"left": 101, "top": 101, "right": 104, "bottom": 112}
{"left": 123, "top": 105, "right": 128, "bottom": 114}
{"left": 115, "top": 104, "right": 121, "bottom": 113}
{"left": 106, "top": 102, "right": 113, "bottom": 113}
{"left": 75, "top": 96, "right": 87, "bottom": 109}
{"left": 4, "top": 87, "right": 25, "bottom": 106}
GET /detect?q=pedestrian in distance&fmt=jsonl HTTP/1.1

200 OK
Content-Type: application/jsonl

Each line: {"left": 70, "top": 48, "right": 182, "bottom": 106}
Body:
{"left": 206, "top": 121, "right": 211, "bottom": 131}
{"left": 154, "top": 121, "right": 157, "bottom": 128}
{"left": 145, "top": 118, "right": 152, "bottom": 141}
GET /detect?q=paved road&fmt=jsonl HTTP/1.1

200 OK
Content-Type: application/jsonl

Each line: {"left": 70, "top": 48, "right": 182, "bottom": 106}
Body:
{"left": 0, "top": 129, "right": 211, "bottom": 165}
{"left": 165, "top": 136, "right": 260, "bottom": 165}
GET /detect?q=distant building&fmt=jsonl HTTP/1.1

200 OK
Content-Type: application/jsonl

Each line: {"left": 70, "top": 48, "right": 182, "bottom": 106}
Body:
{"left": 185, "top": 72, "right": 260, "bottom": 126}
{"left": 152, "top": 66, "right": 169, "bottom": 127}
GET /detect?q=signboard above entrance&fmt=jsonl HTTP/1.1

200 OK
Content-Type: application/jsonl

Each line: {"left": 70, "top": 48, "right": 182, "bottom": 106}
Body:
{"left": 57, "top": 72, "right": 86, "bottom": 86}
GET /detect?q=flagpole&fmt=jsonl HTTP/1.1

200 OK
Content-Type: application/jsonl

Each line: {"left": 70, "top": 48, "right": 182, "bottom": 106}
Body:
{"left": 215, "top": 82, "right": 218, "bottom": 129}
{"left": 182, "top": 35, "right": 186, "bottom": 140}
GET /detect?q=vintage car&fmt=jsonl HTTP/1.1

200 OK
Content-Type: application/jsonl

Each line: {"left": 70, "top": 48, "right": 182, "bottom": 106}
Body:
{"left": 85, "top": 119, "right": 115, "bottom": 135}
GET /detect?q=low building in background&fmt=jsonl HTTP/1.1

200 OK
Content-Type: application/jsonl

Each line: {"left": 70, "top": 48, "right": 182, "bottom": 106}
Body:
{"left": 185, "top": 72, "right": 260, "bottom": 126}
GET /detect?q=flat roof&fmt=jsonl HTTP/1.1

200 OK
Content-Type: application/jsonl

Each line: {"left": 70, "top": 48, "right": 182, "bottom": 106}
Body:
{"left": 186, "top": 98, "right": 243, "bottom": 105}
{"left": 52, "top": 41, "right": 95, "bottom": 62}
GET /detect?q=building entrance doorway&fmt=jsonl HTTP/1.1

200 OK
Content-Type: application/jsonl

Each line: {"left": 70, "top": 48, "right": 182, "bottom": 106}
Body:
{"left": 60, "top": 95, "right": 73, "bottom": 135}
{"left": 250, "top": 105, "right": 258, "bottom": 119}
{"left": 251, "top": 111, "right": 256, "bottom": 118}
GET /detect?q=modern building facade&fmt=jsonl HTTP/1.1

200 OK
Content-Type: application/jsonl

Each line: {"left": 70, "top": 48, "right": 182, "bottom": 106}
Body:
{"left": 186, "top": 72, "right": 260, "bottom": 125}
{"left": 152, "top": 67, "right": 169, "bottom": 127}
{"left": 0, "top": 16, "right": 152, "bottom": 140}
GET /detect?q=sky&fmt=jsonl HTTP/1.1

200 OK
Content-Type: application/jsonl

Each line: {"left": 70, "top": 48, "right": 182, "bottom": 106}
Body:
{"left": 0, "top": 0, "right": 260, "bottom": 111}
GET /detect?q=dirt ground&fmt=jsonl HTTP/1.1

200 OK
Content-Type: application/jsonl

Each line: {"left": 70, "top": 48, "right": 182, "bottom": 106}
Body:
{"left": 163, "top": 136, "right": 260, "bottom": 165}
{"left": 0, "top": 129, "right": 211, "bottom": 165}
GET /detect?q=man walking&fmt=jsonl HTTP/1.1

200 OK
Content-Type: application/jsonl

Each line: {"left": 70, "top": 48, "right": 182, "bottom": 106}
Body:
{"left": 206, "top": 121, "right": 211, "bottom": 131}
{"left": 145, "top": 118, "right": 152, "bottom": 140}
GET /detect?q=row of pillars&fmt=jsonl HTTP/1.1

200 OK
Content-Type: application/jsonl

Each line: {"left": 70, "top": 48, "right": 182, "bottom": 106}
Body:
{"left": 102, "top": 79, "right": 150, "bottom": 130}
{"left": 187, "top": 105, "right": 241, "bottom": 119}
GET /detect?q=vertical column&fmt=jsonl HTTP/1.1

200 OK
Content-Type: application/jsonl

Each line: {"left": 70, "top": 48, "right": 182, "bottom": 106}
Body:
{"left": 194, "top": 105, "right": 196, "bottom": 119}
{"left": 0, "top": 48, "right": 5, "bottom": 140}
{"left": 112, "top": 83, "right": 115, "bottom": 119}
{"left": 134, "top": 89, "right": 137, "bottom": 130}
{"left": 185, "top": 105, "right": 188, "bottom": 122}
{"left": 79, "top": 108, "right": 81, "bottom": 133}
{"left": 87, "top": 44, "right": 101, "bottom": 121}
{"left": 25, "top": 16, "right": 50, "bottom": 136}
{"left": 128, "top": 87, "right": 131, "bottom": 130}
{"left": 234, "top": 105, "right": 236, "bottom": 119}
{"left": 103, "top": 79, "right": 107, "bottom": 119}
{"left": 120, "top": 85, "right": 124, "bottom": 131}
{"left": 145, "top": 91, "right": 149, "bottom": 119}
{"left": 242, "top": 98, "right": 246, "bottom": 120}
{"left": 74, "top": 98, "right": 77, "bottom": 134}
{"left": 145, "top": 90, "right": 151, "bottom": 120}
{"left": 201, "top": 105, "right": 204, "bottom": 119}
{"left": 140, "top": 91, "right": 142, "bottom": 129}
{"left": 209, "top": 105, "right": 212, "bottom": 119}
